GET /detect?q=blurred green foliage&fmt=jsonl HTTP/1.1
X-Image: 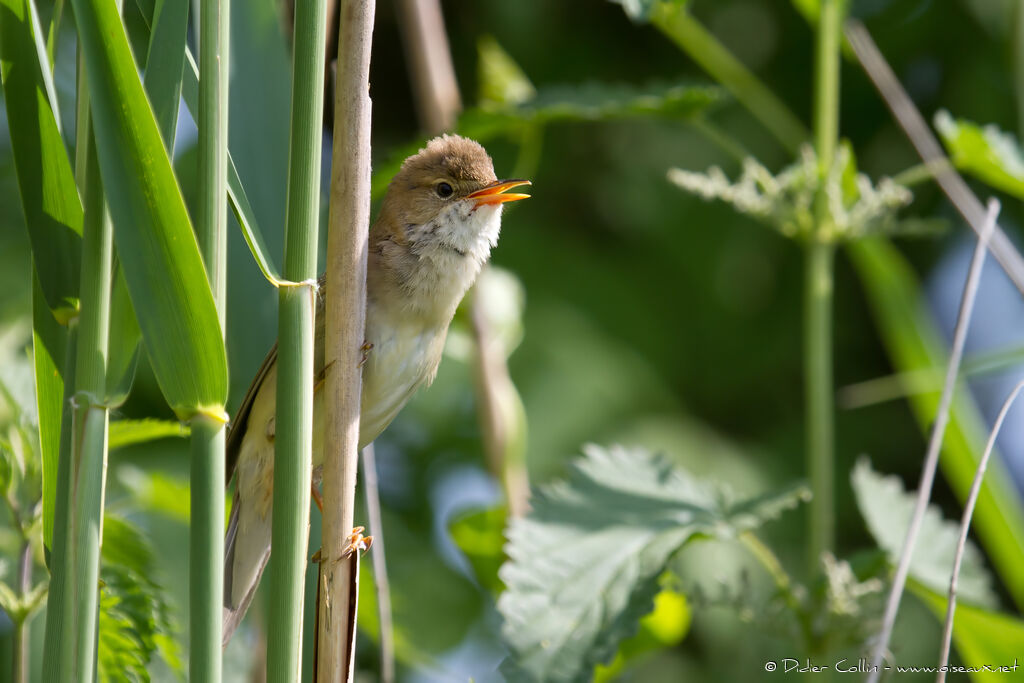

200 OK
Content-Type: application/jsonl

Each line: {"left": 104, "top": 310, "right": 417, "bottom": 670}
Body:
{"left": 1, "top": 0, "right": 1024, "bottom": 680}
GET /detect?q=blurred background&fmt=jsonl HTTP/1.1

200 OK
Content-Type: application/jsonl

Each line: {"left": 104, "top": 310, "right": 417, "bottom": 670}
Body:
{"left": 2, "top": 0, "right": 1023, "bottom": 680}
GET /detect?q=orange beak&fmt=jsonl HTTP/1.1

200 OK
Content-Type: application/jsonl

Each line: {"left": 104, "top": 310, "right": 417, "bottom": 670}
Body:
{"left": 467, "top": 179, "right": 531, "bottom": 206}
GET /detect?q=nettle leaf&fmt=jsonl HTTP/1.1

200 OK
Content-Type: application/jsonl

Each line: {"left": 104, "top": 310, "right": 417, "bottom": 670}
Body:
{"left": 851, "top": 459, "right": 997, "bottom": 608}
{"left": 935, "top": 110, "right": 1024, "bottom": 199}
{"left": 98, "top": 515, "right": 183, "bottom": 682}
{"left": 497, "top": 444, "right": 808, "bottom": 682}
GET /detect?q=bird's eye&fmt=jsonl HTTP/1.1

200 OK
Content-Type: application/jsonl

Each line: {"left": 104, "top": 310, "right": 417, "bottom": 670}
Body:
{"left": 436, "top": 182, "right": 454, "bottom": 199}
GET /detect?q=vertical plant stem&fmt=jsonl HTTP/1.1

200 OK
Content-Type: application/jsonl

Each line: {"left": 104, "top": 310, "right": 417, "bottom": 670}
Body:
{"left": 70, "top": 127, "right": 113, "bottom": 683}
{"left": 192, "top": 0, "right": 230, "bottom": 677}
{"left": 866, "top": 200, "right": 999, "bottom": 682}
{"left": 320, "top": 0, "right": 374, "bottom": 678}
{"left": 12, "top": 540, "right": 31, "bottom": 683}
{"left": 804, "top": 239, "right": 835, "bottom": 567}
{"left": 266, "top": 0, "right": 327, "bottom": 679}
{"left": 43, "top": 49, "right": 88, "bottom": 683}
{"left": 360, "top": 446, "right": 394, "bottom": 683}
{"left": 805, "top": 0, "right": 842, "bottom": 571}
{"left": 395, "top": 0, "right": 460, "bottom": 133}
{"left": 649, "top": 2, "right": 809, "bottom": 155}
{"left": 41, "top": 320, "right": 77, "bottom": 683}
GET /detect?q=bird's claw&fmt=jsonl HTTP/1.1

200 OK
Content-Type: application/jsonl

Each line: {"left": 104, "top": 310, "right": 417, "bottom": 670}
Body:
{"left": 346, "top": 526, "right": 373, "bottom": 555}
{"left": 358, "top": 341, "right": 374, "bottom": 368}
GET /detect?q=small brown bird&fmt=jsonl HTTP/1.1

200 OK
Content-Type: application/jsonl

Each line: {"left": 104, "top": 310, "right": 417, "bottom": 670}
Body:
{"left": 222, "top": 135, "right": 529, "bottom": 644}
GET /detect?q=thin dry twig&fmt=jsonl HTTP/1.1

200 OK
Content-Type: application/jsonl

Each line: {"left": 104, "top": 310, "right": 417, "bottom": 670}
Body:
{"left": 360, "top": 444, "right": 394, "bottom": 683}
{"left": 319, "top": 0, "right": 376, "bottom": 679}
{"left": 865, "top": 198, "right": 1000, "bottom": 683}
{"left": 844, "top": 21, "right": 1024, "bottom": 296}
{"left": 937, "top": 374, "right": 1024, "bottom": 681}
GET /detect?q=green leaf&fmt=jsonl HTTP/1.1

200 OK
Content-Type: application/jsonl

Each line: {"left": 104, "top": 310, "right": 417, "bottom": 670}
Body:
{"left": 98, "top": 515, "right": 183, "bottom": 682}
{"left": 116, "top": 465, "right": 191, "bottom": 523}
{"left": 141, "top": 0, "right": 187, "bottom": 147}
{"left": 69, "top": 0, "right": 227, "bottom": 418}
{"left": 610, "top": 0, "right": 688, "bottom": 23}
{"left": 851, "top": 458, "right": 996, "bottom": 608}
{"left": 108, "top": 418, "right": 188, "bottom": 451}
{"left": 847, "top": 237, "right": 1024, "bottom": 610}
{"left": 477, "top": 35, "right": 536, "bottom": 108}
{"left": 0, "top": 0, "right": 83, "bottom": 321}
{"left": 593, "top": 587, "right": 690, "bottom": 683}
{"left": 498, "top": 444, "right": 808, "bottom": 682}
{"left": 449, "top": 505, "right": 507, "bottom": 595}
{"left": 373, "top": 80, "right": 724, "bottom": 199}
{"left": 105, "top": 266, "right": 141, "bottom": 407}
{"left": 912, "top": 582, "right": 1024, "bottom": 681}
{"left": 32, "top": 266, "right": 66, "bottom": 547}
{"left": 460, "top": 80, "right": 725, "bottom": 140}
{"left": 935, "top": 110, "right": 1024, "bottom": 199}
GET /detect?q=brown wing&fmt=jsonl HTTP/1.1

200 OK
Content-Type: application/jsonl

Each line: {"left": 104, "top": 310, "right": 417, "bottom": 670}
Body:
{"left": 225, "top": 343, "right": 278, "bottom": 481}
{"left": 225, "top": 276, "right": 328, "bottom": 481}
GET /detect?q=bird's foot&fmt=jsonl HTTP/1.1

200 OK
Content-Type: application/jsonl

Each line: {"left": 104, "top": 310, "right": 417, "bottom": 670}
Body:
{"left": 358, "top": 341, "right": 374, "bottom": 368}
{"left": 345, "top": 526, "right": 373, "bottom": 555}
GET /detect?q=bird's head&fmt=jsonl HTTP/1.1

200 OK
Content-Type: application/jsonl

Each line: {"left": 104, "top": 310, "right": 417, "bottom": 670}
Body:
{"left": 378, "top": 134, "right": 530, "bottom": 263}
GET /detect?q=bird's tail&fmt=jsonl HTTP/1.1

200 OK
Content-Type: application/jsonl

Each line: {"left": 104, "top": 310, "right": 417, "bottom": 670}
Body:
{"left": 222, "top": 486, "right": 273, "bottom": 647}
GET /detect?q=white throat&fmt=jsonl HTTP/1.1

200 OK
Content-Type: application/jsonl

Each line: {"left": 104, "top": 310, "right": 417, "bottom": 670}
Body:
{"left": 400, "top": 201, "right": 503, "bottom": 321}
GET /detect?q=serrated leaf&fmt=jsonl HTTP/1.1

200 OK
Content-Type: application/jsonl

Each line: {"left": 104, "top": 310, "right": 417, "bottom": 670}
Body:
{"left": 98, "top": 515, "right": 183, "bottom": 682}
{"left": 935, "top": 110, "right": 1024, "bottom": 199}
{"left": 108, "top": 418, "right": 189, "bottom": 451}
{"left": 459, "top": 80, "right": 724, "bottom": 141}
{"left": 851, "top": 458, "right": 997, "bottom": 608}
{"left": 911, "top": 582, "right": 1024, "bottom": 681}
{"left": 498, "top": 444, "right": 808, "bottom": 682}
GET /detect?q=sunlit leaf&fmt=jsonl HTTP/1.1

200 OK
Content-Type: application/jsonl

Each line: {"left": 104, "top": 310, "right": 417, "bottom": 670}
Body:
{"left": 852, "top": 458, "right": 996, "bottom": 608}
{"left": 0, "top": 0, "right": 82, "bottom": 321}
{"left": 477, "top": 35, "right": 535, "bottom": 108}
{"left": 109, "top": 418, "right": 189, "bottom": 451}
{"left": 449, "top": 505, "right": 507, "bottom": 595}
{"left": 847, "top": 237, "right": 1024, "bottom": 610}
{"left": 116, "top": 465, "right": 191, "bottom": 523}
{"left": 498, "top": 444, "right": 808, "bottom": 682}
{"left": 935, "top": 110, "right": 1024, "bottom": 200}
{"left": 69, "top": 0, "right": 227, "bottom": 418}
{"left": 98, "top": 515, "right": 183, "bottom": 682}
{"left": 609, "top": 0, "right": 689, "bottom": 23}
{"left": 912, "top": 582, "right": 1024, "bottom": 681}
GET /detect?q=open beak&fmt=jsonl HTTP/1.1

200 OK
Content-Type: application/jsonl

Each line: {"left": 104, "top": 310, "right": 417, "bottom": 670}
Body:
{"left": 467, "top": 179, "right": 531, "bottom": 206}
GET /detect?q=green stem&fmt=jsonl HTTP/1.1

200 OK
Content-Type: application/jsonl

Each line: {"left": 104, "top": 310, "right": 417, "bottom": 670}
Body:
{"left": 13, "top": 540, "right": 31, "bottom": 683}
{"left": 805, "top": 0, "right": 842, "bottom": 571}
{"left": 266, "top": 0, "right": 327, "bottom": 679}
{"left": 41, "top": 319, "right": 76, "bottom": 683}
{"left": 804, "top": 239, "right": 835, "bottom": 567}
{"left": 191, "top": 0, "right": 230, "bottom": 676}
{"left": 650, "top": 2, "right": 809, "bottom": 155}
{"left": 189, "top": 416, "right": 225, "bottom": 681}
{"left": 70, "top": 125, "right": 113, "bottom": 683}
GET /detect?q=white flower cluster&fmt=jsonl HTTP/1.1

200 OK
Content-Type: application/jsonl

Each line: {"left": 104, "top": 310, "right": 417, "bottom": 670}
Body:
{"left": 667, "top": 145, "right": 912, "bottom": 242}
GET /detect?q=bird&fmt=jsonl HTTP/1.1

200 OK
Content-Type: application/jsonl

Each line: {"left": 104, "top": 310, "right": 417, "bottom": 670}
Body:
{"left": 221, "top": 134, "right": 530, "bottom": 645}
